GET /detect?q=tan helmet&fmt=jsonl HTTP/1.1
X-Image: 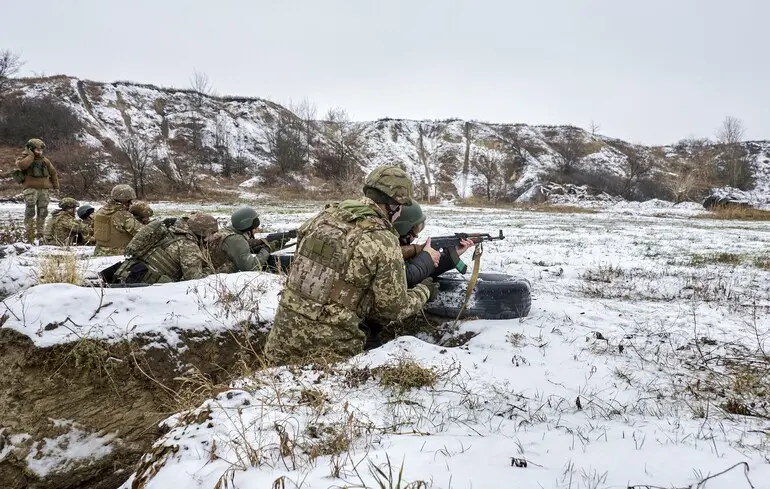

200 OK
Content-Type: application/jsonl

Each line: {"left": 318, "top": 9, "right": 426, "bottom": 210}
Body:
{"left": 129, "top": 201, "right": 154, "bottom": 219}
{"left": 58, "top": 197, "right": 80, "bottom": 210}
{"left": 111, "top": 184, "right": 137, "bottom": 203}
{"left": 187, "top": 213, "right": 219, "bottom": 237}
{"left": 25, "top": 138, "right": 46, "bottom": 151}
{"left": 362, "top": 166, "right": 413, "bottom": 206}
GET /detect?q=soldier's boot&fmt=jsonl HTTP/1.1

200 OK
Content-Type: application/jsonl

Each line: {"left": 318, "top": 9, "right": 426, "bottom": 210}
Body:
{"left": 24, "top": 220, "right": 36, "bottom": 244}
{"left": 36, "top": 218, "right": 46, "bottom": 242}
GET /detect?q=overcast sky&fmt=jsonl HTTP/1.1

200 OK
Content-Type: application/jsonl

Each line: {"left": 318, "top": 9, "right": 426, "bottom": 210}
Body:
{"left": 1, "top": 0, "right": 767, "bottom": 145}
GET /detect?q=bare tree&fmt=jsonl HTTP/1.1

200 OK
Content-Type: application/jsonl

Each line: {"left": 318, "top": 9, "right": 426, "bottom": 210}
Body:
{"left": 189, "top": 70, "right": 213, "bottom": 106}
{"left": 715, "top": 116, "right": 753, "bottom": 189}
{"left": 289, "top": 97, "right": 317, "bottom": 161}
{"left": 115, "top": 134, "right": 158, "bottom": 198}
{"left": 619, "top": 148, "right": 655, "bottom": 198}
{"left": 0, "top": 49, "right": 24, "bottom": 99}
{"left": 263, "top": 110, "right": 307, "bottom": 183}
{"left": 552, "top": 136, "right": 589, "bottom": 178}
{"left": 471, "top": 152, "right": 503, "bottom": 201}
{"left": 314, "top": 107, "right": 365, "bottom": 189}
{"left": 498, "top": 125, "right": 529, "bottom": 196}
{"left": 589, "top": 120, "right": 601, "bottom": 136}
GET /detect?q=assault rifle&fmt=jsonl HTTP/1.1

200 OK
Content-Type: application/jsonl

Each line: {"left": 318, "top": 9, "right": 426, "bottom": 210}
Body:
{"left": 248, "top": 229, "right": 298, "bottom": 253}
{"left": 428, "top": 229, "right": 505, "bottom": 252}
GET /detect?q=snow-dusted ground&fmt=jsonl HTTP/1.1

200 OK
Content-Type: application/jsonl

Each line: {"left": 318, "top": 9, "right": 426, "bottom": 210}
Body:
{"left": 2, "top": 201, "right": 770, "bottom": 488}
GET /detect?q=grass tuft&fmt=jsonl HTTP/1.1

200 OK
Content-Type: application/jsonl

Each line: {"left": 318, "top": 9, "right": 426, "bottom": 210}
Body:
{"left": 694, "top": 206, "right": 770, "bottom": 221}
{"left": 375, "top": 358, "right": 438, "bottom": 392}
{"left": 35, "top": 250, "right": 86, "bottom": 285}
{"left": 690, "top": 252, "right": 742, "bottom": 267}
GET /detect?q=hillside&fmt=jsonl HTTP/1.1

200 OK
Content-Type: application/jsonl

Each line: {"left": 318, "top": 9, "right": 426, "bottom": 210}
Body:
{"left": 3, "top": 75, "right": 770, "bottom": 204}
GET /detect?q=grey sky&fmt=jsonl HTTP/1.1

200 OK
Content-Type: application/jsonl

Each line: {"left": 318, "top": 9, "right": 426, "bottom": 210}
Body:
{"left": 1, "top": 0, "right": 767, "bottom": 145}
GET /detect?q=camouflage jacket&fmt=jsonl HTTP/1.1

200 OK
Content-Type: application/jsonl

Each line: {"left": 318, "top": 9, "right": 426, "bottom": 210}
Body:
{"left": 43, "top": 210, "right": 92, "bottom": 246}
{"left": 264, "top": 197, "right": 431, "bottom": 364}
{"left": 15, "top": 150, "right": 59, "bottom": 190}
{"left": 124, "top": 219, "right": 212, "bottom": 283}
{"left": 92, "top": 200, "right": 144, "bottom": 256}
{"left": 207, "top": 226, "right": 270, "bottom": 273}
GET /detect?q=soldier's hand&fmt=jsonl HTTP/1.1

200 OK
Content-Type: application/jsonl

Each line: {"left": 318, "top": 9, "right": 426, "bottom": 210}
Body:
{"left": 456, "top": 238, "right": 475, "bottom": 256}
{"left": 419, "top": 277, "right": 437, "bottom": 301}
{"left": 423, "top": 238, "right": 440, "bottom": 268}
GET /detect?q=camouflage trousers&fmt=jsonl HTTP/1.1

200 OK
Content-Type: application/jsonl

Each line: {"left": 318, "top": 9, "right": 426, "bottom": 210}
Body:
{"left": 263, "top": 311, "right": 367, "bottom": 366}
{"left": 23, "top": 188, "right": 50, "bottom": 242}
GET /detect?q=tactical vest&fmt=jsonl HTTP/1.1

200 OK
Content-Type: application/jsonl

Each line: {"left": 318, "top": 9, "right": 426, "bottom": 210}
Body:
{"left": 280, "top": 206, "right": 391, "bottom": 322}
{"left": 46, "top": 211, "right": 76, "bottom": 246}
{"left": 134, "top": 231, "right": 190, "bottom": 283}
{"left": 93, "top": 206, "right": 133, "bottom": 249}
{"left": 206, "top": 227, "right": 239, "bottom": 272}
{"left": 27, "top": 160, "right": 50, "bottom": 178}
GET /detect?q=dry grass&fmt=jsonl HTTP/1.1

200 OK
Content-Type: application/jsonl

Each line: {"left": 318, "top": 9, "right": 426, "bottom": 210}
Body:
{"left": 752, "top": 256, "right": 770, "bottom": 270}
{"left": 690, "top": 252, "right": 743, "bottom": 267}
{"left": 694, "top": 206, "right": 770, "bottom": 221}
{"left": 0, "top": 219, "right": 25, "bottom": 244}
{"left": 374, "top": 358, "right": 439, "bottom": 392}
{"left": 35, "top": 250, "right": 86, "bottom": 285}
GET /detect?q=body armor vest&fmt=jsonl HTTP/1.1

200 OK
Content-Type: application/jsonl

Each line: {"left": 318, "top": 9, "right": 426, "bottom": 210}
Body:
{"left": 93, "top": 205, "right": 133, "bottom": 249}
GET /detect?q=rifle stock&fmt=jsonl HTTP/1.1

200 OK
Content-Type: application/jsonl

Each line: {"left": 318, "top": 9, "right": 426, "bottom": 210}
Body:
{"left": 428, "top": 229, "right": 505, "bottom": 252}
{"left": 249, "top": 229, "right": 298, "bottom": 253}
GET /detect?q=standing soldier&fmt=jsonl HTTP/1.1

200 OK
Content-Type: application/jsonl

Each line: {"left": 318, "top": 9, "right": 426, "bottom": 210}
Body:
{"left": 264, "top": 166, "right": 435, "bottom": 365}
{"left": 15, "top": 138, "right": 59, "bottom": 243}
{"left": 207, "top": 207, "right": 280, "bottom": 273}
{"left": 43, "top": 197, "right": 93, "bottom": 246}
{"left": 92, "top": 184, "right": 144, "bottom": 256}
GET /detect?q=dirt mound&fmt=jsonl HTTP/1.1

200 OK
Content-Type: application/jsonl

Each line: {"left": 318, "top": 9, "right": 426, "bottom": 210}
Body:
{"left": 0, "top": 324, "right": 268, "bottom": 489}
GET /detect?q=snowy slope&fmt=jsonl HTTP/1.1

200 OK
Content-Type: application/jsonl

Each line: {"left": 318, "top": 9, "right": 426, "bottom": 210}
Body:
{"left": 8, "top": 76, "right": 770, "bottom": 203}
{"left": 2, "top": 201, "right": 769, "bottom": 488}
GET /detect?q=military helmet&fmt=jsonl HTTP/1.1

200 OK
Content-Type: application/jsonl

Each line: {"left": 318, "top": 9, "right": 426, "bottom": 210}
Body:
{"left": 77, "top": 204, "right": 95, "bottom": 220}
{"left": 393, "top": 201, "right": 425, "bottom": 237}
{"left": 111, "top": 184, "right": 137, "bottom": 203}
{"left": 58, "top": 197, "right": 80, "bottom": 210}
{"left": 362, "top": 166, "right": 413, "bottom": 206}
{"left": 187, "top": 213, "right": 219, "bottom": 237}
{"left": 231, "top": 207, "right": 260, "bottom": 232}
{"left": 25, "top": 138, "right": 46, "bottom": 150}
{"left": 129, "top": 201, "right": 154, "bottom": 219}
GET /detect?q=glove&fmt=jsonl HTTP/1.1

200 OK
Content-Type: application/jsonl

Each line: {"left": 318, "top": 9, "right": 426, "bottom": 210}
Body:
{"left": 419, "top": 277, "right": 437, "bottom": 301}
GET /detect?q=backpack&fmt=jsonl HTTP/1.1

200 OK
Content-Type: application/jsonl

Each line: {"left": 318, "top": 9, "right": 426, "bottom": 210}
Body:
{"left": 124, "top": 219, "right": 178, "bottom": 258}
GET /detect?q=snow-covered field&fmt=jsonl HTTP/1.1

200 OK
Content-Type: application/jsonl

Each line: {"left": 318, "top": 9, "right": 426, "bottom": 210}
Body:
{"left": 2, "top": 200, "right": 770, "bottom": 489}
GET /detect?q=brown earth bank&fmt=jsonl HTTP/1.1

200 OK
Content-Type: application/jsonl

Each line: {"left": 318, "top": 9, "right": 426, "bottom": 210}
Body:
{"left": 0, "top": 322, "right": 268, "bottom": 489}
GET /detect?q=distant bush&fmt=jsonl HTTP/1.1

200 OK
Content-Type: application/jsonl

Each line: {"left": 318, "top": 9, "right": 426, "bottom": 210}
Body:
{"left": 0, "top": 95, "right": 84, "bottom": 149}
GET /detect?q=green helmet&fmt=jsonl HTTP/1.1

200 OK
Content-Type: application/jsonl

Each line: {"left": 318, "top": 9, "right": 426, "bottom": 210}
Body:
{"left": 231, "top": 207, "right": 260, "bottom": 232}
{"left": 393, "top": 201, "right": 425, "bottom": 237}
{"left": 362, "top": 166, "right": 414, "bottom": 206}
{"left": 188, "top": 213, "right": 219, "bottom": 237}
{"left": 25, "top": 138, "right": 46, "bottom": 150}
{"left": 58, "top": 197, "right": 80, "bottom": 210}
{"left": 77, "top": 205, "right": 95, "bottom": 220}
{"left": 111, "top": 184, "right": 137, "bottom": 203}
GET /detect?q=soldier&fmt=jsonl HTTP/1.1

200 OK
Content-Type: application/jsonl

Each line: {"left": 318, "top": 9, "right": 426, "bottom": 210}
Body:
{"left": 43, "top": 197, "right": 93, "bottom": 246}
{"left": 394, "top": 201, "right": 474, "bottom": 287}
{"left": 130, "top": 201, "right": 154, "bottom": 225}
{"left": 112, "top": 213, "right": 219, "bottom": 284}
{"left": 92, "top": 184, "right": 144, "bottom": 256}
{"left": 76, "top": 205, "right": 96, "bottom": 244}
{"left": 207, "top": 207, "right": 278, "bottom": 273}
{"left": 263, "top": 165, "right": 436, "bottom": 365}
{"left": 15, "top": 138, "right": 60, "bottom": 243}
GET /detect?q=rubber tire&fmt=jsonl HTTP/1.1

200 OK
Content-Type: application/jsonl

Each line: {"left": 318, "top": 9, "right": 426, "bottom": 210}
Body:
{"left": 425, "top": 271, "right": 532, "bottom": 320}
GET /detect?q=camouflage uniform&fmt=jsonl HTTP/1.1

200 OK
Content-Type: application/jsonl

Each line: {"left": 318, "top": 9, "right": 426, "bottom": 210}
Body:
{"left": 15, "top": 139, "right": 59, "bottom": 243}
{"left": 207, "top": 226, "right": 271, "bottom": 273}
{"left": 43, "top": 198, "right": 92, "bottom": 246}
{"left": 130, "top": 201, "right": 154, "bottom": 225}
{"left": 92, "top": 201, "right": 144, "bottom": 256}
{"left": 113, "top": 214, "right": 218, "bottom": 284}
{"left": 263, "top": 197, "right": 432, "bottom": 364}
